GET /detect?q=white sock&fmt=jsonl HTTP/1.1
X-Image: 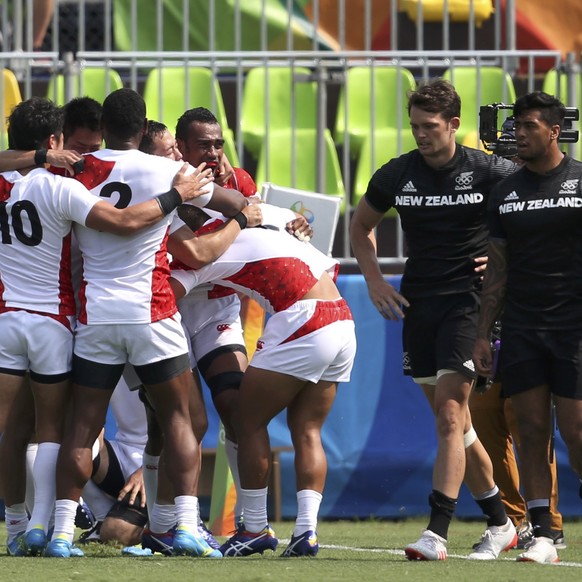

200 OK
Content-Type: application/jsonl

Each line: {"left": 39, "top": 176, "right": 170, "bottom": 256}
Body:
{"left": 240, "top": 487, "right": 268, "bottom": 533}
{"left": 25, "top": 443, "right": 38, "bottom": 514}
{"left": 52, "top": 499, "right": 78, "bottom": 543}
{"left": 225, "top": 438, "right": 243, "bottom": 524}
{"left": 5, "top": 503, "right": 28, "bottom": 541}
{"left": 26, "top": 442, "right": 60, "bottom": 533}
{"left": 81, "top": 479, "right": 115, "bottom": 521}
{"left": 174, "top": 495, "right": 199, "bottom": 532}
{"left": 148, "top": 502, "right": 176, "bottom": 534}
{"left": 142, "top": 453, "right": 160, "bottom": 517}
{"left": 294, "top": 489, "right": 322, "bottom": 536}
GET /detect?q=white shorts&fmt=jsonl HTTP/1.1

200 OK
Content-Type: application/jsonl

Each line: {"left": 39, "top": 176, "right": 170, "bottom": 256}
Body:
{"left": 0, "top": 310, "right": 74, "bottom": 376}
{"left": 74, "top": 313, "right": 189, "bottom": 366}
{"left": 109, "top": 439, "right": 144, "bottom": 480}
{"left": 251, "top": 298, "right": 356, "bottom": 383}
{"left": 178, "top": 293, "right": 245, "bottom": 367}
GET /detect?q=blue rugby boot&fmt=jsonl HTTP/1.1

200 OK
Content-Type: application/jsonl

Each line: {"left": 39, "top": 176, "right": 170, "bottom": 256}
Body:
{"left": 281, "top": 530, "right": 319, "bottom": 557}
{"left": 220, "top": 524, "right": 278, "bottom": 557}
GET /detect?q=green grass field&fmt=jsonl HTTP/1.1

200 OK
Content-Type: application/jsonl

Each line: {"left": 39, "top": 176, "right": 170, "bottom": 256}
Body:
{"left": 2, "top": 518, "right": 582, "bottom": 581}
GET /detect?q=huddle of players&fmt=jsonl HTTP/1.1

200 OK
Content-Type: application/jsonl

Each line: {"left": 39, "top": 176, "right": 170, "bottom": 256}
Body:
{"left": 0, "top": 90, "right": 355, "bottom": 559}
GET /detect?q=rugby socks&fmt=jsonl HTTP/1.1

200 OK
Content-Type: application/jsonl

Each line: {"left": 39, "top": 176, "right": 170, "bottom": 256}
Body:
{"left": 5, "top": 503, "right": 28, "bottom": 541}
{"left": 148, "top": 502, "right": 176, "bottom": 533}
{"left": 224, "top": 438, "right": 243, "bottom": 524}
{"left": 474, "top": 485, "right": 507, "bottom": 527}
{"left": 174, "top": 495, "right": 199, "bottom": 532}
{"left": 25, "top": 443, "right": 38, "bottom": 513}
{"left": 240, "top": 487, "right": 268, "bottom": 533}
{"left": 294, "top": 489, "right": 322, "bottom": 537}
{"left": 427, "top": 489, "right": 457, "bottom": 540}
{"left": 142, "top": 453, "right": 160, "bottom": 517}
{"left": 52, "top": 499, "right": 78, "bottom": 543}
{"left": 527, "top": 500, "right": 553, "bottom": 539}
{"left": 26, "top": 442, "right": 60, "bottom": 533}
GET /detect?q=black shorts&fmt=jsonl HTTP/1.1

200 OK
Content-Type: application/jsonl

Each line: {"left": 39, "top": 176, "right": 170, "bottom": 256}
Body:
{"left": 500, "top": 328, "right": 582, "bottom": 399}
{"left": 402, "top": 292, "right": 479, "bottom": 381}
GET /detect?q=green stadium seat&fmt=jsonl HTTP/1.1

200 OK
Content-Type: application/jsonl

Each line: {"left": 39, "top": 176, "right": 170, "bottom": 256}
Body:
{"left": 334, "top": 66, "right": 417, "bottom": 161}
{"left": 352, "top": 128, "right": 418, "bottom": 214}
{"left": 46, "top": 67, "right": 124, "bottom": 105}
{"left": 443, "top": 66, "right": 516, "bottom": 145}
{"left": 255, "top": 128, "right": 345, "bottom": 213}
{"left": 241, "top": 66, "right": 318, "bottom": 158}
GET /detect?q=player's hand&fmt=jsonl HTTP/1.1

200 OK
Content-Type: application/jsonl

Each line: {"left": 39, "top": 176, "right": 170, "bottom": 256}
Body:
{"left": 473, "top": 337, "right": 493, "bottom": 377}
{"left": 215, "top": 153, "right": 234, "bottom": 186}
{"left": 474, "top": 256, "right": 487, "bottom": 280}
{"left": 173, "top": 162, "right": 214, "bottom": 202}
{"left": 46, "top": 149, "right": 84, "bottom": 176}
{"left": 241, "top": 202, "right": 263, "bottom": 227}
{"left": 368, "top": 278, "right": 409, "bottom": 321}
{"left": 286, "top": 214, "right": 313, "bottom": 242}
{"left": 117, "top": 467, "right": 146, "bottom": 507}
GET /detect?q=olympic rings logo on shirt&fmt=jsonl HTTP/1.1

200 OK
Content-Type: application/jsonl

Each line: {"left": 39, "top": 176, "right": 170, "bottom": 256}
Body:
{"left": 455, "top": 172, "right": 474, "bottom": 187}
{"left": 560, "top": 179, "right": 579, "bottom": 190}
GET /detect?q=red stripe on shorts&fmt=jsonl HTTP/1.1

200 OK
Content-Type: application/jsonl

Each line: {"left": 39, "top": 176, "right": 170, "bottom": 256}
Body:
{"left": 281, "top": 298, "right": 352, "bottom": 344}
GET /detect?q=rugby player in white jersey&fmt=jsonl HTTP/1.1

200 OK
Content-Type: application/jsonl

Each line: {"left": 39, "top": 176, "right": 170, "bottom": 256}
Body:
{"left": 46, "top": 88, "right": 262, "bottom": 559}
{"left": 170, "top": 204, "right": 357, "bottom": 558}
{"left": 0, "top": 96, "right": 213, "bottom": 557}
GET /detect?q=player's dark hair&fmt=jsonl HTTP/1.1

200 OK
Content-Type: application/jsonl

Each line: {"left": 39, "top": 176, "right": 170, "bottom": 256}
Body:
{"left": 8, "top": 97, "right": 64, "bottom": 150}
{"left": 513, "top": 91, "right": 566, "bottom": 129}
{"left": 408, "top": 79, "right": 461, "bottom": 121}
{"left": 139, "top": 120, "right": 169, "bottom": 154}
{"left": 175, "top": 107, "right": 219, "bottom": 141}
{"left": 102, "top": 88, "right": 146, "bottom": 140}
{"left": 62, "top": 96, "right": 102, "bottom": 142}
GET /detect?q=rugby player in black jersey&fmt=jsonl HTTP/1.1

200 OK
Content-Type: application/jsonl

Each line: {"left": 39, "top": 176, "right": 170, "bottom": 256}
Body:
{"left": 474, "top": 91, "right": 582, "bottom": 564}
{"left": 350, "top": 79, "right": 518, "bottom": 561}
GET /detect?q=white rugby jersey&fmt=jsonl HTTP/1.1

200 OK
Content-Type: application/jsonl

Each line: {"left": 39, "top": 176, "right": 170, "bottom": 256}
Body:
{"left": 171, "top": 205, "right": 339, "bottom": 314}
{"left": 72, "top": 149, "right": 213, "bottom": 325}
{"left": 0, "top": 168, "right": 99, "bottom": 315}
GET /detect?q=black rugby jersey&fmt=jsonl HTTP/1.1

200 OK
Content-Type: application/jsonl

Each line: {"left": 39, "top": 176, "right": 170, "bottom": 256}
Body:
{"left": 488, "top": 155, "right": 582, "bottom": 330}
{"left": 365, "top": 145, "right": 516, "bottom": 298}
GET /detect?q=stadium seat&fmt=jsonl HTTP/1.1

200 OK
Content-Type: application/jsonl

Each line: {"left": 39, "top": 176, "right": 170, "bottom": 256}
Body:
{"left": 255, "top": 128, "right": 345, "bottom": 212}
{"left": 352, "top": 128, "right": 417, "bottom": 214}
{"left": 143, "top": 66, "right": 230, "bottom": 134}
{"left": 334, "top": 66, "right": 417, "bottom": 160}
{"left": 443, "top": 66, "right": 516, "bottom": 145}
{"left": 46, "top": 67, "right": 124, "bottom": 105}
{"left": 241, "top": 66, "right": 318, "bottom": 158}
{"left": 1, "top": 68, "right": 23, "bottom": 145}
{"left": 542, "top": 68, "right": 582, "bottom": 158}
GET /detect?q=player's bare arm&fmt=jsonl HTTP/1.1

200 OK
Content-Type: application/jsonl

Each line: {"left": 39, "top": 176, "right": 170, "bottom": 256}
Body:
{"left": 205, "top": 183, "right": 247, "bottom": 217}
{"left": 473, "top": 239, "right": 508, "bottom": 375}
{"left": 0, "top": 148, "right": 83, "bottom": 175}
{"left": 85, "top": 163, "right": 213, "bottom": 234}
{"left": 168, "top": 203, "right": 263, "bottom": 269}
{"left": 350, "top": 198, "right": 410, "bottom": 320}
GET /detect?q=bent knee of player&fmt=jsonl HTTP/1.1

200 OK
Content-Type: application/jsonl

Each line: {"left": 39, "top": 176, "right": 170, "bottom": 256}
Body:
{"left": 100, "top": 517, "right": 143, "bottom": 546}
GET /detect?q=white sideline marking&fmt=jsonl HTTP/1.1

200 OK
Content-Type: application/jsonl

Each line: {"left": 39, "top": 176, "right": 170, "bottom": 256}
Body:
{"left": 320, "top": 543, "right": 582, "bottom": 568}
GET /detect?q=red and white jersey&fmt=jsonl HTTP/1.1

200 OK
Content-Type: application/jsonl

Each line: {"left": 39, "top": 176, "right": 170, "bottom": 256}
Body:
{"left": 72, "top": 149, "right": 213, "bottom": 325}
{"left": 172, "top": 205, "right": 339, "bottom": 314}
{"left": 0, "top": 168, "right": 99, "bottom": 316}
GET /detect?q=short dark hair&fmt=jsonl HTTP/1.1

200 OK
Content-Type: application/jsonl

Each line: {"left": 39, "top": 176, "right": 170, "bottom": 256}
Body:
{"left": 175, "top": 107, "right": 219, "bottom": 141}
{"left": 513, "top": 91, "right": 566, "bottom": 129}
{"left": 408, "top": 79, "right": 461, "bottom": 121}
{"left": 139, "top": 120, "right": 169, "bottom": 154}
{"left": 8, "top": 97, "right": 64, "bottom": 150}
{"left": 62, "top": 96, "right": 102, "bottom": 142}
{"left": 101, "top": 88, "right": 146, "bottom": 140}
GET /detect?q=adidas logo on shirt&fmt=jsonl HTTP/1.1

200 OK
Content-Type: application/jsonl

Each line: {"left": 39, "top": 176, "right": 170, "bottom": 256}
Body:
{"left": 463, "top": 359, "right": 475, "bottom": 373}
{"left": 504, "top": 191, "right": 519, "bottom": 201}
{"left": 402, "top": 181, "right": 417, "bottom": 193}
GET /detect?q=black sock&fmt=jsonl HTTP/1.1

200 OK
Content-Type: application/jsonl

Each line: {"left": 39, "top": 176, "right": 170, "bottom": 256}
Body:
{"left": 427, "top": 490, "right": 457, "bottom": 540}
{"left": 529, "top": 505, "right": 553, "bottom": 539}
{"left": 476, "top": 491, "right": 507, "bottom": 527}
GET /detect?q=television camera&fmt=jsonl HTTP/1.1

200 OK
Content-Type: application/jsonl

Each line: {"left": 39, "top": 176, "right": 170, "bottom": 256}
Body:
{"left": 479, "top": 102, "right": 579, "bottom": 158}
